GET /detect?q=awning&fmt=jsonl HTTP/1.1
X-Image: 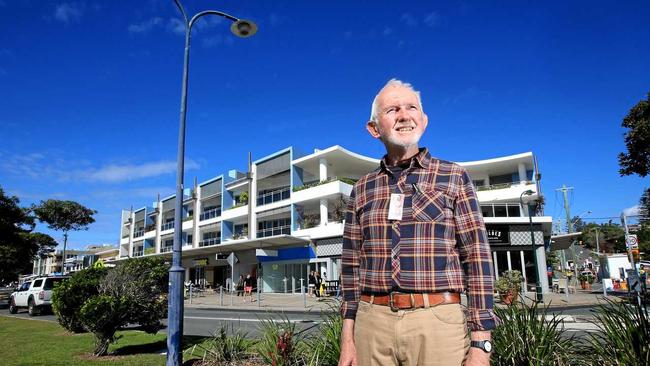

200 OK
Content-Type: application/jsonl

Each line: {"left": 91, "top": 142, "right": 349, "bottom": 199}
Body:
{"left": 549, "top": 232, "right": 582, "bottom": 250}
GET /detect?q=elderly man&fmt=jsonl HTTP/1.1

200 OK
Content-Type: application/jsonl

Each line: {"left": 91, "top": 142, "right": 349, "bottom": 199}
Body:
{"left": 339, "top": 79, "right": 497, "bottom": 366}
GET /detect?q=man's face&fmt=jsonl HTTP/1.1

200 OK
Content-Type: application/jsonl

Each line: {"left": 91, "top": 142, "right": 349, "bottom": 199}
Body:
{"left": 367, "top": 85, "right": 428, "bottom": 149}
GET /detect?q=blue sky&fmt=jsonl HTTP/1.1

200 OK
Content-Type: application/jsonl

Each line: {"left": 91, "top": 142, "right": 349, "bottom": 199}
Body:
{"left": 1, "top": 0, "right": 648, "bottom": 249}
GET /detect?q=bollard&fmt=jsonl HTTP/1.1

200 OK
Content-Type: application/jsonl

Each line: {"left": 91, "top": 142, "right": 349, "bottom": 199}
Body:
{"left": 257, "top": 277, "right": 261, "bottom": 307}
{"left": 283, "top": 277, "right": 288, "bottom": 294}
{"left": 230, "top": 285, "right": 233, "bottom": 306}
{"left": 292, "top": 277, "right": 296, "bottom": 294}
{"left": 220, "top": 285, "right": 224, "bottom": 306}
{"left": 300, "top": 278, "right": 306, "bottom": 308}
{"left": 189, "top": 283, "right": 193, "bottom": 304}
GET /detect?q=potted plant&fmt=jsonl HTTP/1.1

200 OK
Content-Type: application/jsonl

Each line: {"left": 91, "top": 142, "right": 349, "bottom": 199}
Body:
{"left": 579, "top": 272, "right": 595, "bottom": 290}
{"left": 495, "top": 270, "right": 523, "bottom": 305}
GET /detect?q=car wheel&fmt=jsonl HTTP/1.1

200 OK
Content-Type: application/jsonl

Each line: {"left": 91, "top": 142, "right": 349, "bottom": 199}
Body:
{"left": 9, "top": 298, "right": 17, "bottom": 314}
{"left": 28, "top": 298, "right": 38, "bottom": 316}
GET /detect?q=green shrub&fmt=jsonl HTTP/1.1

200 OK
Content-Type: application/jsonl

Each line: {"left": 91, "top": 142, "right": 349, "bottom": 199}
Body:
{"left": 307, "top": 301, "right": 342, "bottom": 366}
{"left": 256, "top": 315, "right": 309, "bottom": 366}
{"left": 492, "top": 300, "right": 576, "bottom": 365}
{"left": 495, "top": 270, "right": 523, "bottom": 294}
{"left": 192, "top": 323, "right": 256, "bottom": 364}
{"left": 51, "top": 266, "right": 108, "bottom": 333}
{"left": 71, "top": 257, "right": 169, "bottom": 356}
{"left": 79, "top": 294, "right": 127, "bottom": 356}
{"left": 581, "top": 298, "right": 650, "bottom": 365}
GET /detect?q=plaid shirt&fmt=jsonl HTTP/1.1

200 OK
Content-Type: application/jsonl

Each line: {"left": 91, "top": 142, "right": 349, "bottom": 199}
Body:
{"left": 341, "top": 148, "right": 498, "bottom": 331}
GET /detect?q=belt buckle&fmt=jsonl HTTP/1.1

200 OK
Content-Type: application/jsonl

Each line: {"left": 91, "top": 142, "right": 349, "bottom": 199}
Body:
{"left": 389, "top": 292, "right": 400, "bottom": 312}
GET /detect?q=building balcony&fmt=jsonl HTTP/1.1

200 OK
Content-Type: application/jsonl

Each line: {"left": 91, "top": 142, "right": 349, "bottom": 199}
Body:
{"left": 132, "top": 249, "right": 144, "bottom": 257}
{"left": 291, "top": 179, "right": 354, "bottom": 204}
{"left": 476, "top": 180, "right": 534, "bottom": 191}
{"left": 257, "top": 186, "right": 290, "bottom": 207}
{"left": 222, "top": 204, "right": 248, "bottom": 220}
{"left": 481, "top": 203, "right": 523, "bottom": 218}
{"left": 257, "top": 225, "right": 291, "bottom": 238}
{"left": 161, "top": 246, "right": 172, "bottom": 253}
{"left": 134, "top": 229, "right": 145, "bottom": 238}
{"left": 476, "top": 181, "right": 537, "bottom": 202}
{"left": 199, "top": 237, "right": 221, "bottom": 247}
{"left": 293, "top": 221, "right": 344, "bottom": 239}
{"left": 161, "top": 221, "right": 174, "bottom": 231}
{"left": 199, "top": 207, "right": 222, "bottom": 221}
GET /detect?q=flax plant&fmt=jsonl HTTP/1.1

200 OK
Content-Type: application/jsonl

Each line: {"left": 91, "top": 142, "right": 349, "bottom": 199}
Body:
{"left": 192, "top": 323, "right": 256, "bottom": 365}
{"left": 492, "top": 298, "right": 576, "bottom": 366}
{"left": 256, "top": 315, "right": 309, "bottom": 366}
{"left": 306, "top": 300, "right": 342, "bottom": 366}
{"left": 581, "top": 298, "right": 650, "bottom": 366}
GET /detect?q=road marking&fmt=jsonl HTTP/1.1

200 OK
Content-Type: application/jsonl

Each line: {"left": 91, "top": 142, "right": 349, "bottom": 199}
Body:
{"left": 184, "top": 316, "right": 318, "bottom": 323}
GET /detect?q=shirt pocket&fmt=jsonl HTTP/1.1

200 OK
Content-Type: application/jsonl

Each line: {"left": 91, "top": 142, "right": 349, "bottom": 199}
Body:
{"left": 411, "top": 189, "right": 452, "bottom": 223}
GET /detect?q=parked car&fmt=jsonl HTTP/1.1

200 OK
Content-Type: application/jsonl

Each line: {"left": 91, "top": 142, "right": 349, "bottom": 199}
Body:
{"left": 9, "top": 276, "right": 68, "bottom": 316}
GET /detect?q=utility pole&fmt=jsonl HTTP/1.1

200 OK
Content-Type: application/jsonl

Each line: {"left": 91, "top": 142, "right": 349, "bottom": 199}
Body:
{"left": 556, "top": 185, "right": 575, "bottom": 272}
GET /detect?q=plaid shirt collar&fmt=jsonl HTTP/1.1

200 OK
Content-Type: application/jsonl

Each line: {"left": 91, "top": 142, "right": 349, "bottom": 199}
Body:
{"left": 379, "top": 147, "right": 433, "bottom": 174}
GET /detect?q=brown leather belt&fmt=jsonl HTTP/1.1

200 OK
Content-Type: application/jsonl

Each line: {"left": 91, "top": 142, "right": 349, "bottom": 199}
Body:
{"left": 360, "top": 292, "right": 460, "bottom": 312}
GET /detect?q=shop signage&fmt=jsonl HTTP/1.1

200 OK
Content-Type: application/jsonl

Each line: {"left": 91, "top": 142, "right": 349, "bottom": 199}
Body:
{"left": 486, "top": 225, "right": 509, "bottom": 244}
{"left": 193, "top": 257, "right": 208, "bottom": 266}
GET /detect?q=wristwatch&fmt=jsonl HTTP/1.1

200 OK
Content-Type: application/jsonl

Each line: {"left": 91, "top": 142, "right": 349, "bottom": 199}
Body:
{"left": 470, "top": 340, "right": 493, "bottom": 353}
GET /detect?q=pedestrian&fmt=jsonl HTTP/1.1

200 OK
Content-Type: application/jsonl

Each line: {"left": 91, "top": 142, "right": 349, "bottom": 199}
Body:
{"left": 236, "top": 275, "right": 244, "bottom": 297}
{"left": 339, "top": 79, "right": 497, "bottom": 366}
{"left": 243, "top": 273, "right": 254, "bottom": 303}
{"left": 308, "top": 270, "right": 316, "bottom": 297}
{"left": 315, "top": 271, "right": 322, "bottom": 298}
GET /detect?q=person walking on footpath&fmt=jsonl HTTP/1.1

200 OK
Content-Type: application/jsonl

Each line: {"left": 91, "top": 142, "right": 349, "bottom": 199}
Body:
{"left": 308, "top": 270, "right": 316, "bottom": 297}
{"left": 315, "top": 271, "right": 323, "bottom": 298}
{"left": 235, "top": 275, "right": 244, "bottom": 297}
{"left": 243, "top": 273, "right": 254, "bottom": 303}
{"left": 339, "top": 79, "right": 497, "bottom": 366}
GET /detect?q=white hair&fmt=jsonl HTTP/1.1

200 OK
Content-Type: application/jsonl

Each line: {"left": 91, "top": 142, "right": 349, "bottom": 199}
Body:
{"left": 369, "top": 78, "right": 423, "bottom": 123}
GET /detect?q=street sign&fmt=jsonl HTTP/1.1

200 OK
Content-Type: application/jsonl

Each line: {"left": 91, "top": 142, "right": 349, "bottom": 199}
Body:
{"left": 626, "top": 234, "right": 639, "bottom": 249}
{"left": 227, "top": 252, "right": 239, "bottom": 268}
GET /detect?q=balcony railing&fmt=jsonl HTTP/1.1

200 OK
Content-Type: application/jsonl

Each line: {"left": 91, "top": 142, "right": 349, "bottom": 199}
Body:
{"left": 257, "top": 186, "right": 290, "bottom": 206}
{"left": 200, "top": 207, "right": 222, "bottom": 221}
{"left": 145, "top": 224, "right": 156, "bottom": 232}
{"left": 293, "top": 176, "right": 358, "bottom": 192}
{"left": 161, "top": 246, "right": 172, "bottom": 253}
{"left": 162, "top": 221, "right": 174, "bottom": 231}
{"left": 132, "top": 249, "right": 144, "bottom": 257}
{"left": 134, "top": 229, "right": 145, "bottom": 238}
{"left": 199, "top": 237, "right": 221, "bottom": 247}
{"left": 257, "top": 225, "right": 291, "bottom": 238}
{"left": 476, "top": 180, "right": 534, "bottom": 191}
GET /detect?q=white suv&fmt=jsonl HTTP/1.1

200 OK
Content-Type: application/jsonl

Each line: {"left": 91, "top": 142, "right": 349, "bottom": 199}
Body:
{"left": 9, "top": 276, "right": 68, "bottom": 316}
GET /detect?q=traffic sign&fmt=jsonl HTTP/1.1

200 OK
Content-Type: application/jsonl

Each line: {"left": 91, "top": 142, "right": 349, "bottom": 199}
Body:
{"left": 626, "top": 234, "right": 639, "bottom": 249}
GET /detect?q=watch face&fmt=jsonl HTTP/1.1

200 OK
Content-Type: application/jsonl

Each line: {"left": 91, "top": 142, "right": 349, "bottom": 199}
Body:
{"left": 484, "top": 341, "right": 492, "bottom": 353}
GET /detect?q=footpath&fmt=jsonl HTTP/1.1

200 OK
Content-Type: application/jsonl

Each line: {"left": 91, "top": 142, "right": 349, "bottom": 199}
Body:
{"left": 184, "top": 286, "right": 625, "bottom": 315}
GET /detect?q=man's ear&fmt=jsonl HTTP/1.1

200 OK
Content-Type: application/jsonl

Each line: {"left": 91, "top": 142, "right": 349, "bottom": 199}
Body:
{"left": 422, "top": 113, "right": 429, "bottom": 130}
{"left": 366, "top": 121, "right": 381, "bottom": 139}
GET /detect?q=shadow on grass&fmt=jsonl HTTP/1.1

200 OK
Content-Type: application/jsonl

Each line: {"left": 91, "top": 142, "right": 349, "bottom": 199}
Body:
{"left": 112, "top": 335, "right": 206, "bottom": 356}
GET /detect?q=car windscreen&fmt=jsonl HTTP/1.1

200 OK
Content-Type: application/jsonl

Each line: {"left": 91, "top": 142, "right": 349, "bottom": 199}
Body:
{"left": 43, "top": 278, "right": 66, "bottom": 290}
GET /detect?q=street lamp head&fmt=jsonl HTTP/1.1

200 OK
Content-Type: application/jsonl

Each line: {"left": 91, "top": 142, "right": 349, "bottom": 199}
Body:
{"left": 523, "top": 190, "right": 534, "bottom": 196}
{"left": 231, "top": 19, "right": 257, "bottom": 38}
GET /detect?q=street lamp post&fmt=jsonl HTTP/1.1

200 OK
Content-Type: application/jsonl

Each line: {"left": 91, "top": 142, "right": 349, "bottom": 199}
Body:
{"left": 167, "top": 2, "right": 256, "bottom": 365}
{"left": 520, "top": 190, "right": 543, "bottom": 302}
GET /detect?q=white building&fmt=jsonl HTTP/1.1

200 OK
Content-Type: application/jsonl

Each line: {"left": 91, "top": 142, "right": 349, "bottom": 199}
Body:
{"left": 118, "top": 146, "right": 552, "bottom": 293}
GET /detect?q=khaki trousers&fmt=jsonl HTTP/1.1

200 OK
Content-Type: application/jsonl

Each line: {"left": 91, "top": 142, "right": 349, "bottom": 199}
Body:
{"left": 354, "top": 300, "right": 470, "bottom": 366}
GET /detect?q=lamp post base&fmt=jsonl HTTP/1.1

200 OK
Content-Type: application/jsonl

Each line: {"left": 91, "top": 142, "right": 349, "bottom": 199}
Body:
{"left": 166, "top": 265, "right": 185, "bottom": 366}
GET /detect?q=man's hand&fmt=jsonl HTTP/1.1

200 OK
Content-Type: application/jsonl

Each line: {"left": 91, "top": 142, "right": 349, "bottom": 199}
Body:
{"left": 464, "top": 347, "right": 490, "bottom": 366}
{"left": 338, "top": 319, "right": 357, "bottom": 366}
{"left": 465, "top": 330, "right": 491, "bottom": 366}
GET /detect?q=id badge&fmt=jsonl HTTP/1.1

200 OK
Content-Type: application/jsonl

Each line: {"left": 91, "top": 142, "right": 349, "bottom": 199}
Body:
{"left": 388, "top": 193, "right": 405, "bottom": 221}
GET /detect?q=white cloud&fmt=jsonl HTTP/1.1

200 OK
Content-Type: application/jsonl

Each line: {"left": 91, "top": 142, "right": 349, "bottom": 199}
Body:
{"left": 128, "top": 17, "right": 163, "bottom": 34}
{"left": 168, "top": 18, "right": 186, "bottom": 35}
{"left": 80, "top": 160, "right": 200, "bottom": 183}
{"left": 54, "top": 2, "right": 83, "bottom": 23}
{"left": 623, "top": 205, "right": 640, "bottom": 217}
{"left": 401, "top": 13, "right": 418, "bottom": 27}
{"left": 0, "top": 152, "right": 200, "bottom": 184}
{"left": 424, "top": 12, "right": 441, "bottom": 27}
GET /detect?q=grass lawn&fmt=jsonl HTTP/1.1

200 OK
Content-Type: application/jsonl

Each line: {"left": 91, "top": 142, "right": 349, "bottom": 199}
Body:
{"left": 0, "top": 316, "right": 203, "bottom": 366}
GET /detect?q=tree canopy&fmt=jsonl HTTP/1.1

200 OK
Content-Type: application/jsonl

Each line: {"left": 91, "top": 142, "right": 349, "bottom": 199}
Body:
{"left": 618, "top": 92, "right": 650, "bottom": 177}
{"left": 33, "top": 199, "right": 97, "bottom": 232}
{"left": 0, "top": 188, "right": 58, "bottom": 284}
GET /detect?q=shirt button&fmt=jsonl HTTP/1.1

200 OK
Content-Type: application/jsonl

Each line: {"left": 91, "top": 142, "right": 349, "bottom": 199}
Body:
{"left": 392, "top": 222, "right": 399, "bottom": 229}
